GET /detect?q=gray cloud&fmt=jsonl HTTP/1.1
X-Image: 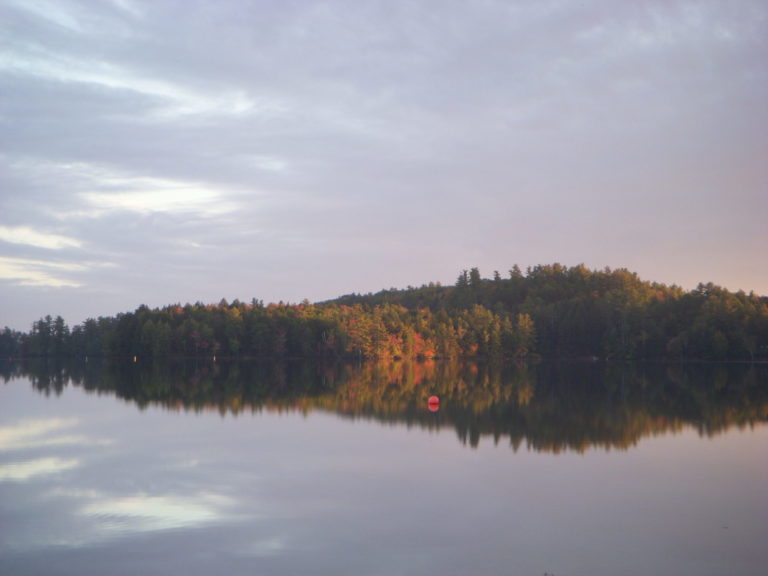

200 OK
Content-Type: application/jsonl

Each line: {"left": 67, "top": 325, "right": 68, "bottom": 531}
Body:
{"left": 1, "top": 0, "right": 766, "bottom": 329}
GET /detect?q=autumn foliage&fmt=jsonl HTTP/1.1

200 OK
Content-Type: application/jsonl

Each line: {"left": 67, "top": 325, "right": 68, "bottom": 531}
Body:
{"left": 4, "top": 264, "right": 768, "bottom": 361}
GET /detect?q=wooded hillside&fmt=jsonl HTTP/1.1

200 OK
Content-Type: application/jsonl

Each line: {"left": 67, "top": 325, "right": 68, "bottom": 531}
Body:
{"left": 3, "top": 264, "right": 767, "bottom": 361}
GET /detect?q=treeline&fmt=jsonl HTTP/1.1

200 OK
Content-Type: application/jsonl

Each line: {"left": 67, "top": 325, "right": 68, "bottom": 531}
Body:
{"left": 3, "top": 264, "right": 768, "bottom": 361}
{"left": 2, "top": 301, "right": 536, "bottom": 361}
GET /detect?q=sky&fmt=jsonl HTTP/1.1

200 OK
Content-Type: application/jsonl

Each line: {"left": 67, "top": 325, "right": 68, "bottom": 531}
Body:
{"left": 1, "top": 0, "right": 767, "bottom": 331}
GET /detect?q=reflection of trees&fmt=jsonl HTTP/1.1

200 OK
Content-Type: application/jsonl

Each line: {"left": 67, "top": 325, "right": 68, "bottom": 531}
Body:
{"left": 12, "top": 359, "right": 768, "bottom": 454}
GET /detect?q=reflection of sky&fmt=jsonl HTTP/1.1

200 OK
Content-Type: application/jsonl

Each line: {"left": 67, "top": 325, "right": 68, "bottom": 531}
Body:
{"left": 0, "top": 417, "right": 88, "bottom": 450}
{"left": 0, "top": 456, "right": 79, "bottom": 481}
{"left": 0, "top": 385, "right": 246, "bottom": 553}
{"left": 0, "top": 418, "right": 83, "bottom": 481}
{"left": 80, "top": 492, "right": 237, "bottom": 533}
{"left": 1, "top": 377, "right": 767, "bottom": 576}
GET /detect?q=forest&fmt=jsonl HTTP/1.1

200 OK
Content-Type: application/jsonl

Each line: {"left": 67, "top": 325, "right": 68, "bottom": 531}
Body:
{"left": 2, "top": 264, "right": 768, "bottom": 361}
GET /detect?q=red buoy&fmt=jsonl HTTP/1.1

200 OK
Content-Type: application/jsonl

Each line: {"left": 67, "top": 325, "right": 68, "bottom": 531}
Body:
{"left": 428, "top": 395, "right": 440, "bottom": 412}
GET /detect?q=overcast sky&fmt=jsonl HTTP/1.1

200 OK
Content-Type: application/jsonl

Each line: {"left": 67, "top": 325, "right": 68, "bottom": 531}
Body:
{"left": 1, "top": 0, "right": 767, "bottom": 331}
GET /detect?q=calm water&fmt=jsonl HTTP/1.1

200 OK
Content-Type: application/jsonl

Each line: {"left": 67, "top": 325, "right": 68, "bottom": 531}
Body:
{"left": 1, "top": 360, "right": 767, "bottom": 576}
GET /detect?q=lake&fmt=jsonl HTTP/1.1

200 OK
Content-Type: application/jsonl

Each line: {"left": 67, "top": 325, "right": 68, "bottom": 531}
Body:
{"left": 1, "top": 360, "right": 767, "bottom": 576}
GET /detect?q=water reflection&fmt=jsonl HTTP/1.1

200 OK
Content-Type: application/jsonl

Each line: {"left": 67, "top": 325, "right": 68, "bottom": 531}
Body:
{"left": 80, "top": 492, "right": 237, "bottom": 533}
{"left": 4, "top": 359, "right": 768, "bottom": 453}
{"left": 0, "top": 418, "right": 81, "bottom": 451}
{"left": 0, "top": 457, "right": 80, "bottom": 481}
{"left": 0, "top": 397, "right": 247, "bottom": 553}
{"left": 2, "top": 360, "right": 767, "bottom": 576}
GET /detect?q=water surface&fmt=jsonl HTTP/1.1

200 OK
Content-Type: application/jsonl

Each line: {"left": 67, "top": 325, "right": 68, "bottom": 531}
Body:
{"left": 1, "top": 360, "right": 766, "bottom": 575}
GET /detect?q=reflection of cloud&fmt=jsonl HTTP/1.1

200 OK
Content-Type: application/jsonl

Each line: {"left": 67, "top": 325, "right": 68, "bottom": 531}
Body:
{"left": 0, "top": 418, "right": 81, "bottom": 451}
{"left": 81, "top": 492, "right": 237, "bottom": 533}
{"left": 0, "top": 419, "right": 84, "bottom": 481}
{"left": 241, "top": 537, "right": 285, "bottom": 557}
{"left": 7, "top": 488, "right": 253, "bottom": 551}
{"left": 173, "top": 458, "right": 201, "bottom": 469}
{"left": 48, "top": 487, "right": 102, "bottom": 499}
{"left": 0, "top": 456, "right": 79, "bottom": 481}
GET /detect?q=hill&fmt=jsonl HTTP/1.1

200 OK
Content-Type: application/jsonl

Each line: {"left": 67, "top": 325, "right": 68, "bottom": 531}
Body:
{"left": 3, "top": 264, "right": 767, "bottom": 361}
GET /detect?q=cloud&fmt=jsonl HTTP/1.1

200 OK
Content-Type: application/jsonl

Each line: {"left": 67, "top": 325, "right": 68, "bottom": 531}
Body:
{"left": 4, "top": 159, "right": 243, "bottom": 219}
{"left": 78, "top": 177, "right": 237, "bottom": 216}
{"left": 0, "top": 48, "right": 275, "bottom": 120}
{"left": 0, "top": 226, "right": 82, "bottom": 250}
{"left": 72, "top": 163, "right": 243, "bottom": 216}
{"left": 0, "top": 0, "right": 766, "bottom": 330}
{"left": 0, "top": 256, "right": 88, "bottom": 287}
{"left": 4, "top": 0, "right": 85, "bottom": 33}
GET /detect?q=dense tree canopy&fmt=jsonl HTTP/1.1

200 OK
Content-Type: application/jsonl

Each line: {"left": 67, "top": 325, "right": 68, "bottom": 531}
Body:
{"left": 5, "top": 264, "right": 768, "bottom": 361}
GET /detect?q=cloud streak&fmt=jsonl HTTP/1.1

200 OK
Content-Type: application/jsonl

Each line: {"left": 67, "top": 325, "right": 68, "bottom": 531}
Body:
{"left": 0, "top": 226, "right": 82, "bottom": 250}
{"left": 0, "top": 257, "right": 86, "bottom": 287}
